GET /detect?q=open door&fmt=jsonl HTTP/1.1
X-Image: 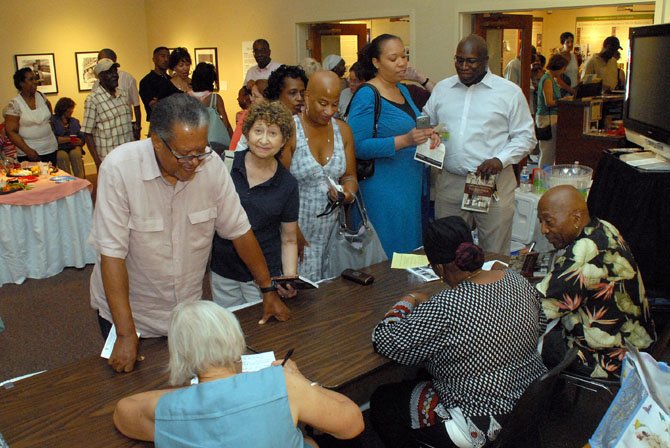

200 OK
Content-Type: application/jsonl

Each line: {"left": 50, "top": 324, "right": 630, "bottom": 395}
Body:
{"left": 308, "top": 23, "right": 368, "bottom": 63}
{"left": 475, "top": 14, "right": 533, "bottom": 101}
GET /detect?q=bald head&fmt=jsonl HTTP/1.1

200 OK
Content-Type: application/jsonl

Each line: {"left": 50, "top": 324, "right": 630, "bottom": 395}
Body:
{"left": 457, "top": 35, "right": 489, "bottom": 59}
{"left": 306, "top": 70, "right": 341, "bottom": 97}
{"left": 455, "top": 35, "right": 489, "bottom": 86}
{"left": 539, "top": 185, "right": 589, "bottom": 216}
{"left": 98, "top": 48, "right": 117, "bottom": 62}
{"left": 304, "top": 70, "right": 341, "bottom": 126}
{"left": 538, "top": 186, "right": 590, "bottom": 249}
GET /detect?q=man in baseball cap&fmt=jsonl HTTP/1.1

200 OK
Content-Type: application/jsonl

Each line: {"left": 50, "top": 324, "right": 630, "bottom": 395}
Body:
{"left": 82, "top": 58, "right": 133, "bottom": 167}
{"left": 581, "top": 35, "right": 625, "bottom": 92}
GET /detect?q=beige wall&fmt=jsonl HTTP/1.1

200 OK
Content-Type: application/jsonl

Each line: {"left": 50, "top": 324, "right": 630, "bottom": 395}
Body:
{"left": 0, "top": 0, "right": 149, "bottom": 173}
{"left": 527, "top": 5, "right": 654, "bottom": 57}
{"left": 145, "top": 0, "right": 666, "bottom": 120}
{"left": 144, "top": 0, "right": 457, "bottom": 124}
{"left": 3, "top": 0, "right": 668, "bottom": 174}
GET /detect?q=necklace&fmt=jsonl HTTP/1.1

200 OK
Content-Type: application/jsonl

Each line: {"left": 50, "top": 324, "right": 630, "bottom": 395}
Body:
{"left": 460, "top": 269, "right": 482, "bottom": 284}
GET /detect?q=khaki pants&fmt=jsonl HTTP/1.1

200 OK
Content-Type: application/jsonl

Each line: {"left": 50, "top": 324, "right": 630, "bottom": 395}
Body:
{"left": 56, "top": 147, "right": 85, "bottom": 179}
{"left": 210, "top": 271, "right": 261, "bottom": 308}
{"left": 435, "top": 165, "right": 516, "bottom": 256}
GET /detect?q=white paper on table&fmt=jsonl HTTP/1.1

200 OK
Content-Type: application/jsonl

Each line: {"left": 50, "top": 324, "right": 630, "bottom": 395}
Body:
{"left": 391, "top": 252, "right": 429, "bottom": 269}
{"left": 241, "top": 351, "right": 276, "bottom": 372}
{"left": 100, "top": 325, "right": 141, "bottom": 359}
{"left": 414, "top": 141, "right": 445, "bottom": 169}
{"left": 227, "top": 299, "right": 262, "bottom": 313}
{"left": 481, "top": 260, "right": 509, "bottom": 271}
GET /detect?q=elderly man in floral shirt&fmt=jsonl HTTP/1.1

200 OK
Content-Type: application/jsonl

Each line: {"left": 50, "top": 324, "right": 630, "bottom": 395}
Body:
{"left": 536, "top": 185, "right": 654, "bottom": 379}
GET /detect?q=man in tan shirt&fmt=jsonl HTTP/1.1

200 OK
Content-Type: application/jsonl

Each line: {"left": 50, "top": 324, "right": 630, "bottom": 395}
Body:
{"left": 581, "top": 36, "right": 623, "bottom": 92}
{"left": 89, "top": 94, "right": 290, "bottom": 373}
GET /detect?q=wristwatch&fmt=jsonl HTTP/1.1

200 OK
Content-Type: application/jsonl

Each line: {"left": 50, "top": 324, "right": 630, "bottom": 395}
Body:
{"left": 259, "top": 285, "right": 277, "bottom": 294}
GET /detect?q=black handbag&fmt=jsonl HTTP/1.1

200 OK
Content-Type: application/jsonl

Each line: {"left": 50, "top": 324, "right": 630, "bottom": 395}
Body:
{"left": 535, "top": 124, "right": 552, "bottom": 141}
{"left": 353, "top": 84, "right": 382, "bottom": 180}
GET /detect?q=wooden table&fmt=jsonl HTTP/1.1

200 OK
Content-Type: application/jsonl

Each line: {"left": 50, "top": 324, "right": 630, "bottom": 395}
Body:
{"left": 0, "top": 258, "right": 449, "bottom": 447}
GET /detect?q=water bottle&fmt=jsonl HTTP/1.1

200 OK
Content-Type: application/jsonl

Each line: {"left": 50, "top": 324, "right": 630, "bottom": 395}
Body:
{"left": 520, "top": 166, "right": 531, "bottom": 192}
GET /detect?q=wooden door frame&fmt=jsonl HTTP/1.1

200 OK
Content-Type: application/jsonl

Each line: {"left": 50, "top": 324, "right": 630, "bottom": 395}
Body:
{"left": 474, "top": 13, "right": 533, "bottom": 101}
{"left": 308, "top": 23, "right": 368, "bottom": 62}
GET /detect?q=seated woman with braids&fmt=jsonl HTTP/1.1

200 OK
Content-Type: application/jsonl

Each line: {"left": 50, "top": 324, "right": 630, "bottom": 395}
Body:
{"left": 370, "top": 216, "right": 547, "bottom": 448}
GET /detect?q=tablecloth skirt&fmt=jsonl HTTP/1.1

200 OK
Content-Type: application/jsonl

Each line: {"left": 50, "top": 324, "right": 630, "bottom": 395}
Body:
{"left": 0, "top": 189, "right": 96, "bottom": 286}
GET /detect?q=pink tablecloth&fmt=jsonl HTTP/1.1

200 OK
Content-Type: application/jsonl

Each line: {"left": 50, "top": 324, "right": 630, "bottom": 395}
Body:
{"left": 0, "top": 171, "right": 92, "bottom": 206}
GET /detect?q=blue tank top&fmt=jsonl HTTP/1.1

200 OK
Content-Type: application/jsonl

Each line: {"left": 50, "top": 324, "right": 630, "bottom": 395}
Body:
{"left": 154, "top": 366, "right": 307, "bottom": 447}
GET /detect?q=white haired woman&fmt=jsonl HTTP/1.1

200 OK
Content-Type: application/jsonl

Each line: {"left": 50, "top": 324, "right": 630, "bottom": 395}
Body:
{"left": 113, "top": 301, "right": 363, "bottom": 446}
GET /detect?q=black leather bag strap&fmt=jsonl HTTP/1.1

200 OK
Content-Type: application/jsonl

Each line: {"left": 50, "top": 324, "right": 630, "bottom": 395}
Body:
{"left": 347, "top": 83, "right": 381, "bottom": 137}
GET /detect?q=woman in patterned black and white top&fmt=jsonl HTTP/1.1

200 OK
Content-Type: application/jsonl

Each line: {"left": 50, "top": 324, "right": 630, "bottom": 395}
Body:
{"left": 371, "top": 216, "right": 547, "bottom": 448}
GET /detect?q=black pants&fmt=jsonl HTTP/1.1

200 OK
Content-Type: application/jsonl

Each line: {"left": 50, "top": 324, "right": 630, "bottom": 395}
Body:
{"left": 542, "top": 327, "right": 592, "bottom": 376}
{"left": 370, "top": 381, "right": 457, "bottom": 448}
{"left": 17, "top": 152, "right": 58, "bottom": 166}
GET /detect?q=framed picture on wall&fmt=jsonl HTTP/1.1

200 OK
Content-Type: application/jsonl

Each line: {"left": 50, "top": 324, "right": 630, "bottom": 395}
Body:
{"left": 75, "top": 51, "right": 99, "bottom": 92}
{"left": 194, "top": 47, "right": 219, "bottom": 90}
{"left": 14, "top": 53, "right": 58, "bottom": 94}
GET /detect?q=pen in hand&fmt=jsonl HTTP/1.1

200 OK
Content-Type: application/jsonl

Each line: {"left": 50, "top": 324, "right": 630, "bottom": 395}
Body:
{"left": 281, "top": 348, "right": 295, "bottom": 367}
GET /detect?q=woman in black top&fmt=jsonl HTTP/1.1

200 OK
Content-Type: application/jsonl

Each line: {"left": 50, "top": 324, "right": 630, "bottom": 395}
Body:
{"left": 209, "top": 101, "right": 299, "bottom": 307}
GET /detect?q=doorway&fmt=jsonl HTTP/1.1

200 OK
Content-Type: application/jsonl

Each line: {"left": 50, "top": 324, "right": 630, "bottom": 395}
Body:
{"left": 475, "top": 13, "right": 533, "bottom": 101}
{"left": 308, "top": 23, "right": 368, "bottom": 63}
{"left": 298, "top": 16, "right": 412, "bottom": 74}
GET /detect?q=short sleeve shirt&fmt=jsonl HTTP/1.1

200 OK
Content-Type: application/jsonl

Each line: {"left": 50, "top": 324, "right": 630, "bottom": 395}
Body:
{"left": 88, "top": 139, "right": 251, "bottom": 337}
{"left": 81, "top": 85, "right": 133, "bottom": 159}
{"left": 210, "top": 150, "right": 299, "bottom": 282}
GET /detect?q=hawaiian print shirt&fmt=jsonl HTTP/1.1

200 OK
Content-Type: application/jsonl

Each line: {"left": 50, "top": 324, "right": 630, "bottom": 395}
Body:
{"left": 537, "top": 218, "right": 655, "bottom": 379}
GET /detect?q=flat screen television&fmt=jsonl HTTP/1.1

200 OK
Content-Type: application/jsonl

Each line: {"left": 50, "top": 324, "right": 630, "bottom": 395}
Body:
{"left": 624, "top": 23, "right": 670, "bottom": 160}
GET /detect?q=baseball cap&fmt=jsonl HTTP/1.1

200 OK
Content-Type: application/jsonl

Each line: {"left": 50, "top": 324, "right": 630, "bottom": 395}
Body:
{"left": 603, "top": 36, "right": 623, "bottom": 50}
{"left": 94, "top": 58, "right": 119, "bottom": 77}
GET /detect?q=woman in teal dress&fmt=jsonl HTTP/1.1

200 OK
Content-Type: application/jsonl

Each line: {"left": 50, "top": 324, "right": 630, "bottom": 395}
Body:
{"left": 348, "top": 34, "right": 437, "bottom": 257}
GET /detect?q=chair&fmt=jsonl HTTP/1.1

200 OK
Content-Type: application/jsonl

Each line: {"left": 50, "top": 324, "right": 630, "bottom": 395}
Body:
{"left": 489, "top": 347, "right": 579, "bottom": 448}
{"left": 558, "top": 371, "right": 620, "bottom": 404}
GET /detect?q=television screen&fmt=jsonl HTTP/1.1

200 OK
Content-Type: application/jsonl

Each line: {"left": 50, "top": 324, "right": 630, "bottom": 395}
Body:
{"left": 627, "top": 34, "right": 670, "bottom": 133}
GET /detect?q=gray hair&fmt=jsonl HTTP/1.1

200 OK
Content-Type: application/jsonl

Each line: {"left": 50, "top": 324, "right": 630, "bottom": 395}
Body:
{"left": 149, "top": 94, "right": 209, "bottom": 142}
{"left": 167, "top": 301, "right": 246, "bottom": 386}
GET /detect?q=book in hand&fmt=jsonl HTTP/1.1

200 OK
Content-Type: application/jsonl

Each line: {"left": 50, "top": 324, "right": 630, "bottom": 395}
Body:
{"left": 406, "top": 265, "right": 440, "bottom": 282}
{"left": 272, "top": 275, "right": 318, "bottom": 290}
{"left": 461, "top": 172, "right": 496, "bottom": 213}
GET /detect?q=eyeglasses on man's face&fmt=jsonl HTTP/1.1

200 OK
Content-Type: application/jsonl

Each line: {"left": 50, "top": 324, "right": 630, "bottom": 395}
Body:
{"left": 454, "top": 56, "right": 484, "bottom": 66}
{"left": 160, "top": 136, "right": 212, "bottom": 163}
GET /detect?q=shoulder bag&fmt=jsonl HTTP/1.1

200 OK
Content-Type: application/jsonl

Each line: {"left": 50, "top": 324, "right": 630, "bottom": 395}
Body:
{"left": 207, "top": 94, "right": 231, "bottom": 154}
{"left": 350, "top": 83, "right": 381, "bottom": 180}
{"left": 322, "top": 191, "right": 388, "bottom": 278}
{"left": 535, "top": 124, "right": 552, "bottom": 141}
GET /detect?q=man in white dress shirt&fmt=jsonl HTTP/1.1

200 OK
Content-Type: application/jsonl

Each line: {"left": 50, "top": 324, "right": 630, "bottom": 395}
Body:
{"left": 243, "top": 39, "right": 281, "bottom": 85}
{"left": 423, "top": 35, "right": 536, "bottom": 255}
